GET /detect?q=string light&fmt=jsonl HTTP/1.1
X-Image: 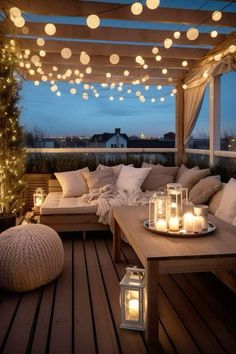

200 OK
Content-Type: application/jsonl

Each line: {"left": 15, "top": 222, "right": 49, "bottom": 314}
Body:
{"left": 44, "top": 23, "right": 56, "bottom": 36}
{"left": 212, "top": 11, "right": 222, "bottom": 21}
{"left": 131, "top": 2, "right": 143, "bottom": 15}
{"left": 146, "top": 0, "right": 160, "bottom": 10}
{"left": 109, "top": 54, "right": 120, "bottom": 64}
{"left": 186, "top": 28, "right": 199, "bottom": 40}
{"left": 87, "top": 14, "right": 100, "bottom": 29}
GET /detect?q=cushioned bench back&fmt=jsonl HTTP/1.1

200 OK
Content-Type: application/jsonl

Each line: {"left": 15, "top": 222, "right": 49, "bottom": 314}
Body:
{"left": 49, "top": 179, "right": 62, "bottom": 193}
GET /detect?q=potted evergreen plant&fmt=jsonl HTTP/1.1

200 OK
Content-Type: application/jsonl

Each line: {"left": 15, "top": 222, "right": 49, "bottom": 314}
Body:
{"left": 0, "top": 41, "right": 26, "bottom": 232}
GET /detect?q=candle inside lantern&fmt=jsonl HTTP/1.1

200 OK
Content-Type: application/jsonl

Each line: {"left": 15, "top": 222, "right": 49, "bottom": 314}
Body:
{"left": 35, "top": 196, "right": 42, "bottom": 207}
{"left": 128, "top": 299, "right": 139, "bottom": 321}
{"left": 193, "top": 216, "right": 203, "bottom": 233}
{"left": 183, "top": 212, "right": 194, "bottom": 233}
{"left": 169, "top": 217, "right": 179, "bottom": 231}
{"left": 156, "top": 219, "right": 167, "bottom": 232}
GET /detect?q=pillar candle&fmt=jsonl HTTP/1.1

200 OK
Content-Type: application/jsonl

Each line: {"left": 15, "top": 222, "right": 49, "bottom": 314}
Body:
{"left": 193, "top": 215, "right": 203, "bottom": 233}
{"left": 169, "top": 217, "right": 179, "bottom": 231}
{"left": 156, "top": 220, "right": 167, "bottom": 232}
{"left": 183, "top": 212, "right": 194, "bottom": 233}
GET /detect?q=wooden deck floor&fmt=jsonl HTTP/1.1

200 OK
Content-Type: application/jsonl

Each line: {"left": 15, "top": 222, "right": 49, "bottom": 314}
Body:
{"left": 0, "top": 232, "right": 236, "bottom": 354}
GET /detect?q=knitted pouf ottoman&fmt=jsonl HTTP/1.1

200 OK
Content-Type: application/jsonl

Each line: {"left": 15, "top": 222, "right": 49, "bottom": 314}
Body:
{"left": 0, "top": 223, "right": 64, "bottom": 292}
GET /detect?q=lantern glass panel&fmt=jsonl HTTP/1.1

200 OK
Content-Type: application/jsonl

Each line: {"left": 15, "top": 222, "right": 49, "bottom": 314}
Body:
{"left": 124, "top": 289, "right": 140, "bottom": 321}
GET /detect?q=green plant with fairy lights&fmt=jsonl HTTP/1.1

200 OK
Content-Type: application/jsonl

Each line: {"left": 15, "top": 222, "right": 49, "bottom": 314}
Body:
{"left": 0, "top": 41, "right": 26, "bottom": 215}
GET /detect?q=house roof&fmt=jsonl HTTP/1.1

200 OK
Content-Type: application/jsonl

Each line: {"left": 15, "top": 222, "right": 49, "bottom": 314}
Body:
{"left": 90, "top": 132, "right": 129, "bottom": 142}
{"left": 1, "top": 0, "right": 236, "bottom": 86}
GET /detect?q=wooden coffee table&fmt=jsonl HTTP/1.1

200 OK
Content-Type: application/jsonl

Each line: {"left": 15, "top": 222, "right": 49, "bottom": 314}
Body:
{"left": 113, "top": 206, "right": 236, "bottom": 354}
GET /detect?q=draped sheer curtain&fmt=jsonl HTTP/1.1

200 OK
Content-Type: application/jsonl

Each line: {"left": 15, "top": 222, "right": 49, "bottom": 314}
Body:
{"left": 183, "top": 55, "right": 236, "bottom": 146}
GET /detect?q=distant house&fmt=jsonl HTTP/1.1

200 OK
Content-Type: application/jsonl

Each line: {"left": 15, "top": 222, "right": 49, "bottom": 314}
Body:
{"left": 164, "top": 132, "right": 175, "bottom": 140}
{"left": 89, "top": 128, "right": 129, "bottom": 148}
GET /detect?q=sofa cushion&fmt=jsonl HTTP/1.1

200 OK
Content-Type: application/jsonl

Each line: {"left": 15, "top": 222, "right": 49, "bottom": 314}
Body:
{"left": 141, "top": 162, "right": 178, "bottom": 191}
{"left": 116, "top": 165, "right": 151, "bottom": 191}
{"left": 96, "top": 164, "right": 133, "bottom": 178}
{"left": 208, "top": 183, "right": 226, "bottom": 215}
{"left": 175, "top": 164, "right": 199, "bottom": 182}
{"left": 215, "top": 178, "right": 236, "bottom": 224}
{"left": 189, "top": 175, "right": 222, "bottom": 204}
{"left": 81, "top": 168, "right": 116, "bottom": 191}
{"left": 55, "top": 167, "right": 89, "bottom": 197}
{"left": 176, "top": 167, "right": 210, "bottom": 191}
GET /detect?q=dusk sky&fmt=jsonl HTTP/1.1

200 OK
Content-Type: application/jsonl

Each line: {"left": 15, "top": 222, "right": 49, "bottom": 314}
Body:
{"left": 20, "top": 71, "right": 236, "bottom": 138}
{"left": 20, "top": 81, "right": 176, "bottom": 137}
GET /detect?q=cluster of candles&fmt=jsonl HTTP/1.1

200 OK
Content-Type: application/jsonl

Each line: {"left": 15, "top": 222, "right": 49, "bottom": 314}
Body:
{"left": 149, "top": 183, "right": 209, "bottom": 234}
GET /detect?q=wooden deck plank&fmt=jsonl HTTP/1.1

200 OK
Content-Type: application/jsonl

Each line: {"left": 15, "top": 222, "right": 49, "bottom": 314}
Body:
{"left": 85, "top": 238, "right": 120, "bottom": 354}
{"left": 48, "top": 238, "right": 72, "bottom": 354}
{"left": 185, "top": 273, "right": 236, "bottom": 336}
{"left": 73, "top": 238, "right": 96, "bottom": 354}
{"left": 95, "top": 238, "right": 148, "bottom": 354}
{"left": 0, "top": 292, "right": 21, "bottom": 350}
{"left": 2, "top": 289, "right": 40, "bottom": 354}
{"left": 172, "top": 273, "right": 236, "bottom": 354}
{"left": 30, "top": 283, "right": 56, "bottom": 354}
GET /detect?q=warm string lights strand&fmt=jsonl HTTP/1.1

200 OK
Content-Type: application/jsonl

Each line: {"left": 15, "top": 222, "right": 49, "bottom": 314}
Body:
{"left": 0, "top": 44, "right": 26, "bottom": 215}
{"left": 3, "top": 1, "right": 236, "bottom": 100}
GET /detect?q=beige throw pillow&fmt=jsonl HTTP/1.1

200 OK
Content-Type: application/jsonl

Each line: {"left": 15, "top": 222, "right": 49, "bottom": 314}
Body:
{"left": 215, "top": 178, "right": 236, "bottom": 224}
{"left": 141, "top": 162, "right": 179, "bottom": 191}
{"left": 81, "top": 168, "right": 116, "bottom": 191}
{"left": 55, "top": 167, "right": 89, "bottom": 197}
{"left": 175, "top": 164, "right": 199, "bottom": 182}
{"left": 116, "top": 166, "right": 151, "bottom": 191}
{"left": 189, "top": 175, "right": 222, "bottom": 204}
{"left": 208, "top": 183, "right": 226, "bottom": 215}
{"left": 97, "top": 164, "right": 133, "bottom": 178}
{"left": 177, "top": 168, "right": 210, "bottom": 191}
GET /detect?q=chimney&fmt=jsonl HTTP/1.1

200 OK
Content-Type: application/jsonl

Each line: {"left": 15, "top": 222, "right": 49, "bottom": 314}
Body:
{"left": 115, "top": 128, "right": 120, "bottom": 147}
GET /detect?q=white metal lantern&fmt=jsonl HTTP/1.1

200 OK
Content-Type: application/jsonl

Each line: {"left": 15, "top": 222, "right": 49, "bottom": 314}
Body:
{"left": 149, "top": 192, "right": 167, "bottom": 231}
{"left": 120, "top": 267, "right": 146, "bottom": 331}
{"left": 33, "top": 188, "right": 46, "bottom": 212}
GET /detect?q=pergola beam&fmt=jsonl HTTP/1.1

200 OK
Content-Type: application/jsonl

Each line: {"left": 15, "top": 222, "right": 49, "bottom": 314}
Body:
{"left": 2, "top": 0, "right": 236, "bottom": 27}
{"left": 27, "top": 52, "right": 190, "bottom": 70}
{"left": 10, "top": 38, "right": 209, "bottom": 60}
{"left": 1, "top": 21, "right": 226, "bottom": 46}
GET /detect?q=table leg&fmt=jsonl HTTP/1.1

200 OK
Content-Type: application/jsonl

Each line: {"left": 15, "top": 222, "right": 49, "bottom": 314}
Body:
{"left": 145, "top": 259, "right": 160, "bottom": 354}
{"left": 113, "top": 219, "right": 121, "bottom": 262}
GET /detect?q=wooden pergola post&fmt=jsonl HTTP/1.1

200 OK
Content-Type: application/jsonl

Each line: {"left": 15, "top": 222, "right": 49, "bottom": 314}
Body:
{"left": 209, "top": 75, "right": 221, "bottom": 167}
{"left": 175, "top": 83, "right": 184, "bottom": 166}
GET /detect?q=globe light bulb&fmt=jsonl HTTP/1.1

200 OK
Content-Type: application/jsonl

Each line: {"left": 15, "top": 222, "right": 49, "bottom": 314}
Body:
{"left": 131, "top": 2, "right": 143, "bottom": 15}
{"left": 146, "top": 0, "right": 160, "bottom": 10}
{"left": 210, "top": 30, "right": 218, "bottom": 38}
{"left": 44, "top": 23, "right": 56, "bottom": 36}
{"left": 61, "top": 48, "right": 72, "bottom": 59}
{"left": 186, "top": 28, "right": 199, "bottom": 41}
{"left": 37, "top": 38, "right": 45, "bottom": 46}
{"left": 80, "top": 52, "right": 90, "bottom": 65}
{"left": 86, "top": 14, "right": 100, "bottom": 29}
{"left": 174, "top": 31, "right": 181, "bottom": 39}
{"left": 109, "top": 54, "right": 120, "bottom": 64}
{"left": 164, "top": 38, "right": 173, "bottom": 49}
{"left": 152, "top": 47, "right": 159, "bottom": 54}
{"left": 212, "top": 11, "right": 222, "bottom": 22}
{"left": 14, "top": 16, "right": 25, "bottom": 28}
{"left": 182, "top": 60, "right": 188, "bottom": 67}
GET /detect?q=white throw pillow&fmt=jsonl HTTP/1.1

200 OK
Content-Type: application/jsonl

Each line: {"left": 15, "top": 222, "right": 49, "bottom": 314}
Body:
{"left": 55, "top": 167, "right": 89, "bottom": 197}
{"left": 215, "top": 178, "right": 236, "bottom": 224}
{"left": 116, "top": 166, "right": 151, "bottom": 191}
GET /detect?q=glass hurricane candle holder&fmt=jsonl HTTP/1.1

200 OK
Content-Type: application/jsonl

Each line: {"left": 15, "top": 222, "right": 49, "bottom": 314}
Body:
{"left": 194, "top": 205, "right": 209, "bottom": 230}
{"left": 166, "top": 183, "right": 183, "bottom": 231}
{"left": 149, "top": 192, "right": 167, "bottom": 231}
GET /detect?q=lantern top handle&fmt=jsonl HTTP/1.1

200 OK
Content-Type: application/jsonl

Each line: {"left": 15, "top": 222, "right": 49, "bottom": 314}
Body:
{"left": 126, "top": 266, "right": 145, "bottom": 279}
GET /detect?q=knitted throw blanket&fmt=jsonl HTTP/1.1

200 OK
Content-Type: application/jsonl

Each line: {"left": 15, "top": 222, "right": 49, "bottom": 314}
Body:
{"left": 81, "top": 184, "right": 154, "bottom": 231}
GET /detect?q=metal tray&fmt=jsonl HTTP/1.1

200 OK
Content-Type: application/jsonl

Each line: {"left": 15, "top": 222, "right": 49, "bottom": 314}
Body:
{"left": 143, "top": 220, "right": 216, "bottom": 237}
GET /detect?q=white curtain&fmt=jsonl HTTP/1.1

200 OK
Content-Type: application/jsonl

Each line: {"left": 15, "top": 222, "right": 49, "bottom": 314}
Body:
{"left": 183, "top": 54, "right": 236, "bottom": 145}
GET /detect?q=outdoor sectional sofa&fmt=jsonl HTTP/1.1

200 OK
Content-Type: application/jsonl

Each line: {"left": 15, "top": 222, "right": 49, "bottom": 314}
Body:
{"left": 40, "top": 163, "right": 236, "bottom": 234}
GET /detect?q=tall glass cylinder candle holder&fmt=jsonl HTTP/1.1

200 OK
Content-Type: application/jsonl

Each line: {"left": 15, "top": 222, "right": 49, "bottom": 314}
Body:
{"left": 166, "top": 183, "right": 183, "bottom": 231}
{"left": 194, "top": 205, "right": 209, "bottom": 230}
{"left": 149, "top": 192, "right": 167, "bottom": 231}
